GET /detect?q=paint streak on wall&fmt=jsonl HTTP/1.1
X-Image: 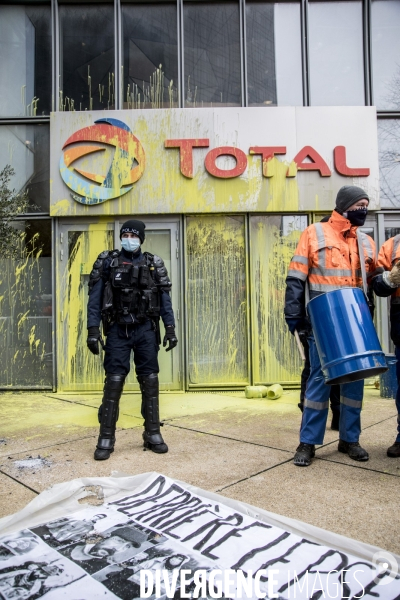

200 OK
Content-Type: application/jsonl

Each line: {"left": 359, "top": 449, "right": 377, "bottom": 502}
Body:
{"left": 57, "top": 225, "right": 114, "bottom": 391}
{"left": 0, "top": 234, "right": 52, "bottom": 387}
{"left": 251, "top": 215, "right": 307, "bottom": 384}
{"left": 186, "top": 215, "right": 249, "bottom": 385}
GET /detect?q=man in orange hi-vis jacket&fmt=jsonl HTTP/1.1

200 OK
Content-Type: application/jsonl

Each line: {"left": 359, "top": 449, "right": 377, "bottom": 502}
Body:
{"left": 375, "top": 235, "right": 400, "bottom": 458}
{"left": 285, "top": 186, "right": 377, "bottom": 467}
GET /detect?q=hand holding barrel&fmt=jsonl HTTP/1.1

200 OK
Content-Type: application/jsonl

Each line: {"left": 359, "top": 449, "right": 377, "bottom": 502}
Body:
{"left": 389, "top": 263, "right": 400, "bottom": 286}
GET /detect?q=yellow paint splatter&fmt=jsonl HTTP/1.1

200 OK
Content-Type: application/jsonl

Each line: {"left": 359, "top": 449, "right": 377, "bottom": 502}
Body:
{"left": 0, "top": 234, "right": 52, "bottom": 387}
{"left": 186, "top": 215, "right": 249, "bottom": 386}
{"left": 250, "top": 215, "right": 306, "bottom": 384}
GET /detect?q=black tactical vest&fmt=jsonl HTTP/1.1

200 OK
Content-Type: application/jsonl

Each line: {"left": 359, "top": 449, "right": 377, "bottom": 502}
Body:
{"left": 110, "top": 253, "right": 160, "bottom": 324}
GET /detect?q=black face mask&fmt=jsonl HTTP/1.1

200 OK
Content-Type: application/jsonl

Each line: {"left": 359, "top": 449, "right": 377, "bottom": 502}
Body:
{"left": 345, "top": 207, "right": 368, "bottom": 226}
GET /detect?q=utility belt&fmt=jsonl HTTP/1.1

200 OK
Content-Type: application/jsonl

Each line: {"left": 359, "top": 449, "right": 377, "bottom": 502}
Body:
{"left": 101, "top": 261, "right": 161, "bottom": 334}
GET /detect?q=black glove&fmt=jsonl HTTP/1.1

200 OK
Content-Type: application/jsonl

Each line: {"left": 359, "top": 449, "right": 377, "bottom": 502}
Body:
{"left": 87, "top": 326, "right": 101, "bottom": 355}
{"left": 285, "top": 318, "right": 304, "bottom": 335}
{"left": 163, "top": 325, "right": 178, "bottom": 352}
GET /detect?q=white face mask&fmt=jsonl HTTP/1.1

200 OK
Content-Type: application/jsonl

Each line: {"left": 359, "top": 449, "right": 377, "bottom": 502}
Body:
{"left": 121, "top": 237, "right": 141, "bottom": 253}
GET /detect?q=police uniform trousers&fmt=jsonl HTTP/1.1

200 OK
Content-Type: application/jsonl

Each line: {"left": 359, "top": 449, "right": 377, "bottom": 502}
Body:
{"left": 395, "top": 347, "right": 400, "bottom": 443}
{"left": 104, "top": 321, "right": 159, "bottom": 377}
{"left": 300, "top": 334, "right": 364, "bottom": 445}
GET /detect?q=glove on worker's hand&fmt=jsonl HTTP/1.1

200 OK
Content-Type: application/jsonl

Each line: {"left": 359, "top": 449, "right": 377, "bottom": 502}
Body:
{"left": 87, "top": 326, "right": 101, "bottom": 355}
{"left": 163, "top": 325, "right": 178, "bottom": 352}
{"left": 285, "top": 318, "right": 305, "bottom": 335}
{"left": 389, "top": 263, "right": 400, "bottom": 286}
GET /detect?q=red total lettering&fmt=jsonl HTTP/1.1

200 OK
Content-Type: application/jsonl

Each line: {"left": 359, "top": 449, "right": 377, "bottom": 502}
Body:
{"left": 292, "top": 146, "right": 331, "bottom": 177}
{"left": 204, "top": 146, "right": 248, "bottom": 179}
{"left": 249, "top": 147, "right": 287, "bottom": 177}
{"left": 165, "top": 139, "right": 209, "bottom": 178}
{"left": 334, "top": 146, "right": 370, "bottom": 177}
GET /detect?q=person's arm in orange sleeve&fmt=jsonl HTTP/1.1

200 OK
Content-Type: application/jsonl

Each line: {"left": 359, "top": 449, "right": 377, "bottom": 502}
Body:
{"left": 284, "top": 228, "right": 311, "bottom": 334}
{"left": 372, "top": 239, "right": 400, "bottom": 296}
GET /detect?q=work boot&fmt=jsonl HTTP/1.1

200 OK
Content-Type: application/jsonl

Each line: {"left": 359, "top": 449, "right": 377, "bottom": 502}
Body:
{"left": 138, "top": 373, "right": 168, "bottom": 454}
{"left": 387, "top": 441, "right": 400, "bottom": 458}
{"left": 293, "top": 443, "right": 315, "bottom": 467}
{"left": 330, "top": 410, "right": 340, "bottom": 431}
{"left": 94, "top": 374, "right": 125, "bottom": 461}
{"left": 338, "top": 440, "right": 369, "bottom": 461}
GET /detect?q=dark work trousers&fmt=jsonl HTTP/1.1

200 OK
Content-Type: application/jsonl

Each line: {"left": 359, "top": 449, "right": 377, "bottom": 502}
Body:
{"left": 395, "top": 346, "right": 400, "bottom": 442}
{"left": 300, "top": 336, "right": 340, "bottom": 412}
{"left": 103, "top": 321, "right": 159, "bottom": 377}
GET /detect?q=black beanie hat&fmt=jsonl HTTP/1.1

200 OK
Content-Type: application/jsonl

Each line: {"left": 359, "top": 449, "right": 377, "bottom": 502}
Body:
{"left": 335, "top": 186, "right": 369, "bottom": 214}
{"left": 120, "top": 219, "right": 146, "bottom": 243}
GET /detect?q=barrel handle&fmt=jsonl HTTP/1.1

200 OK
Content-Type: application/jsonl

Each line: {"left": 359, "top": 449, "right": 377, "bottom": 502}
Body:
{"left": 294, "top": 330, "right": 306, "bottom": 361}
{"left": 356, "top": 228, "right": 369, "bottom": 298}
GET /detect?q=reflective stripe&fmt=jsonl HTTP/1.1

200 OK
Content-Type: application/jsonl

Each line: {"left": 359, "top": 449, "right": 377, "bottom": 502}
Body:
{"left": 309, "top": 283, "right": 342, "bottom": 292}
{"left": 359, "top": 232, "right": 374, "bottom": 260}
{"left": 392, "top": 234, "right": 400, "bottom": 263}
{"left": 292, "top": 254, "right": 308, "bottom": 265}
{"left": 340, "top": 396, "right": 363, "bottom": 408}
{"left": 310, "top": 267, "right": 353, "bottom": 277}
{"left": 288, "top": 269, "right": 307, "bottom": 281}
{"left": 314, "top": 222, "right": 326, "bottom": 248}
{"left": 304, "top": 398, "right": 329, "bottom": 410}
{"left": 314, "top": 223, "right": 326, "bottom": 268}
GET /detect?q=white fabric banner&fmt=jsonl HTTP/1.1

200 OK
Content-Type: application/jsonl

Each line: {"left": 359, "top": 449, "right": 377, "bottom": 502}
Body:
{"left": 0, "top": 472, "right": 398, "bottom": 599}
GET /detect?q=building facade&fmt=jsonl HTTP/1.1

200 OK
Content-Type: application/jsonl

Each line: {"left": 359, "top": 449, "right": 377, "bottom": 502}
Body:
{"left": 1, "top": 0, "right": 400, "bottom": 392}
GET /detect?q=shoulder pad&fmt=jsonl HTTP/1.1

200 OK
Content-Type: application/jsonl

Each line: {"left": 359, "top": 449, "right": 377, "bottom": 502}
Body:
{"left": 143, "top": 251, "right": 155, "bottom": 265}
{"left": 152, "top": 254, "right": 171, "bottom": 289}
{"left": 89, "top": 249, "right": 117, "bottom": 290}
{"left": 153, "top": 254, "right": 165, "bottom": 268}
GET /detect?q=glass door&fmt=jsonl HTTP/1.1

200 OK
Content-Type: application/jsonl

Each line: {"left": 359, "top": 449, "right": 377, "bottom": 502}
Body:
{"left": 56, "top": 218, "right": 181, "bottom": 391}
{"left": 249, "top": 214, "right": 308, "bottom": 385}
{"left": 185, "top": 215, "right": 250, "bottom": 388}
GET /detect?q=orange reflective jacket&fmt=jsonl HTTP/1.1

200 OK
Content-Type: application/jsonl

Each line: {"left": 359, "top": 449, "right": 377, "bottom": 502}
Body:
{"left": 285, "top": 210, "right": 376, "bottom": 317}
{"left": 377, "top": 234, "right": 400, "bottom": 304}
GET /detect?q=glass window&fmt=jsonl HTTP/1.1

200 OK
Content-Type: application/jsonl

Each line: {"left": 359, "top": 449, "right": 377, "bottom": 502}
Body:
{"left": 186, "top": 215, "right": 249, "bottom": 385}
{"left": 59, "top": 5, "right": 115, "bottom": 111}
{"left": 246, "top": 2, "right": 303, "bottom": 106}
{"left": 0, "top": 5, "right": 51, "bottom": 117}
{"left": 0, "top": 219, "right": 52, "bottom": 388}
{"left": 250, "top": 214, "right": 307, "bottom": 384}
{"left": 371, "top": 0, "right": 400, "bottom": 110}
{"left": 378, "top": 119, "right": 400, "bottom": 209}
{"left": 308, "top": 1, "right": 364, "bottom": 106}
{"left": 183, "top": 2, "right": 241, "bottom": 107}
{"left": 0, "top": 125, "right": 50, "bottom": 213}
{"left": 122, "top": 4, "right": 178, "bottom": 109}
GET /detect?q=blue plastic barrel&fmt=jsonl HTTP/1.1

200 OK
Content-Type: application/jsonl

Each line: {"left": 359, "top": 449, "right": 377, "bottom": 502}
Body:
{"left": 379, "top": 354, "right": 398, "bottom": 398}
{"left": 307, "top": 287, "right": 388, "bottom": 385}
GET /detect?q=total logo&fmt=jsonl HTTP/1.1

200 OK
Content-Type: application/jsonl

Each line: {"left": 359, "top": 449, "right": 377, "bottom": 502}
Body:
{"left": 59, "top": 118, "right": 145, "bottom": 205}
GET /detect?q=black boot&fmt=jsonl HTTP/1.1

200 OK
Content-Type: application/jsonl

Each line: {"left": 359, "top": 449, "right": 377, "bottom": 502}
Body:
{"left": 387, "top": 441, "right": 400, "bottom": 457}
{"left": 94, "top": 374, "right": 125, "bottom": 461}
{"left": 138, "top": 373, "right": 168, "bottom": 454}
{"left": 330, "top": 410, "right": 340, "bottom": 431}
{"left": 293, "top": 443, "right": 315, "bottom": 467}
{"left": 338, "top": 440, "right": 369, "bottom": 461}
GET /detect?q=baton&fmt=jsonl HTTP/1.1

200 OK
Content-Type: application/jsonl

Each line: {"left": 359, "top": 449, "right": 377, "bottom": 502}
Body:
{"left": 294, "top": 330, "right": 306, "bottom": 361}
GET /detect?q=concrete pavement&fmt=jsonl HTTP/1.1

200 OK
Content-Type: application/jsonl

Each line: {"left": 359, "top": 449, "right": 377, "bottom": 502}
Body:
{"left": 1, "top": 387, "right": 399, "bottom": 554}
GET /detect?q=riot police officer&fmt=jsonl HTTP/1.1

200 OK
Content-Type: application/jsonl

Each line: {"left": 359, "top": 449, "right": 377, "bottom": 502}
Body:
{"left": 86, "top": 219, "right": 177, "bottom": 460}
